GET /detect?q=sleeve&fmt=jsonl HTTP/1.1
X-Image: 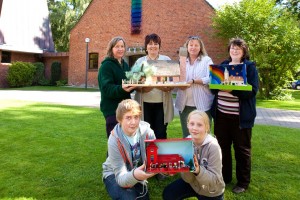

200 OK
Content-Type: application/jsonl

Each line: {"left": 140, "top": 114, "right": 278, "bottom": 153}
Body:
{"left": 231, "top": 62, "right": 259, "bottom": 99}
{"left": 98, "top": 62, "right": 129, "bottom": 99}
{"left": 108, "top": 134, "right": 138, "bottom": 188}
{"left": 194, "top": 143, "right": 224, "bottom": 190}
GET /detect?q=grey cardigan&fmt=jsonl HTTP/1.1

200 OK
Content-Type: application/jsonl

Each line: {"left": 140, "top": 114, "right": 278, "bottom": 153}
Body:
{"left": 182, "top": 134, "right": 225, "bottom": 197}
{"left": 102, "top": 121, "right": 155, "bottom": 188}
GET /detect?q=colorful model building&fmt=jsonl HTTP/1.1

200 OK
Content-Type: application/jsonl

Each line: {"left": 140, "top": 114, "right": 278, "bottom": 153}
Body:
{"left": 145, "top": 139, "right": 194, "bottom": 174}
{"left": 123, "top": 60, "right": 189, "bottom": 86}
{"left": 209, "top": 64, "right": 252, "bottom": 91}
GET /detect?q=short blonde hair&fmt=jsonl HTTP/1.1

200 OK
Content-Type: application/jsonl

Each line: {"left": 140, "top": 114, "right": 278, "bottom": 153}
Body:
{"left": 116, "top": 99, "right": 141, "bottom": 122}
{"left": 187, "top": 110, "right": 210, "bottom": 133}
{"left": 106, "top": 36, "right": 126, "bottom": 58}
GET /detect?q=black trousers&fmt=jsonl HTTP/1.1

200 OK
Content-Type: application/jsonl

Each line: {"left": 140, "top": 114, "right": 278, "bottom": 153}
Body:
{"left": 214, "top": 110, "right": 252, "bottom": 189}
{"left": 143, "top": 102, "right": 167, "bottom": 139}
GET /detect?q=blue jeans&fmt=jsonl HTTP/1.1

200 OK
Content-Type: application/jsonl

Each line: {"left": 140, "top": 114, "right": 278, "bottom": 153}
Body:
{"left": 103, "top": 174, "right": 149, "bottom": 200}
{"left": 163, "top": 178, "right": 224, "bottom": 200}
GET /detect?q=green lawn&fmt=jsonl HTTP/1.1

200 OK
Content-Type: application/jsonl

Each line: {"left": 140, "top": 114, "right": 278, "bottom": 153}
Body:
{"left": 0, "top": 99, "right": 299, "bottom": 200}
{"left": 256, "top": 89, "right": 300, "bottom": 111}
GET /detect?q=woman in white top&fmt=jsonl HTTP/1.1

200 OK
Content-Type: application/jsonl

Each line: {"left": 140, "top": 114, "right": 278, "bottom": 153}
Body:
{"left": 175, "top": 36, "right": 214, "bottom": 138}
{"left": 134, "top": 33, "right": 174, "bottom": 140}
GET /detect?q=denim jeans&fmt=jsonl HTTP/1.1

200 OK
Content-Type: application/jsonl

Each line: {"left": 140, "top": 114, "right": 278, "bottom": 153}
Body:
{"left": 163, "top": 178, "right": 224, "bottom": 200}
{"left": 103, "top": 174, "right": 149, "bottom": 200}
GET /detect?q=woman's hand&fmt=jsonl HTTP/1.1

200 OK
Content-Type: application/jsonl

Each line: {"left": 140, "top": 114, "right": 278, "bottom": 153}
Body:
{"left": 133, "top": 163, "right": 156, "bottom": 181}
{"left": 122, "top": 85, "right": 136, "bottom": 92}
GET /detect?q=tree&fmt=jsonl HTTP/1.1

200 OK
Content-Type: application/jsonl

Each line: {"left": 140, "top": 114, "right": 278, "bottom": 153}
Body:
{"left": 48, "top": 0, "right": 92, "bottom": 52}
{"left": 213, "top": 0, "right": 300, "bottom": 99}
{"left": 276, "top": 0, "right": 300, "bottom": 20}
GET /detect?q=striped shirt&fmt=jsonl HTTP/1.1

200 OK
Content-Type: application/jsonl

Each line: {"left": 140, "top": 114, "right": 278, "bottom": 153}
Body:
{"left": 217, "top": 91, "right": 239, "bottom": 115}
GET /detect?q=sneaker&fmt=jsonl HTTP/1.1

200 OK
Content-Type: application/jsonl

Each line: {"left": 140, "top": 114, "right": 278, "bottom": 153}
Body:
{"left": 232, "top": 186, "right": 246, "bottom": 194}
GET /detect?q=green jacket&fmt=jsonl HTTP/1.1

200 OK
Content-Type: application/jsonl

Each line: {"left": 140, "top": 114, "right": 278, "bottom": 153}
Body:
{"left": 98, "top": 57, "right": 131, "bottom": 117}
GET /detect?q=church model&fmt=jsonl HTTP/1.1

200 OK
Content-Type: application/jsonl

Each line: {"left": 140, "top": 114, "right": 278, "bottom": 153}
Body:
{"left": 145, "top": 138, "right": 195, "bottom": 174}
{"left": 209, "top": 64, "right": 252, "bottom": 91}
{"left": 122, "top": 60, "right": 190, "bottom": 87}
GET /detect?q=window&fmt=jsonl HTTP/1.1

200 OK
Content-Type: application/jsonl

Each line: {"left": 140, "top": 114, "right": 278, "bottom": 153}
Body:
{"left": 1, "top": 51, "right": 11, "bottom": 63}
{"left": 89, "top": 53, "right": 98, "bottom": 69}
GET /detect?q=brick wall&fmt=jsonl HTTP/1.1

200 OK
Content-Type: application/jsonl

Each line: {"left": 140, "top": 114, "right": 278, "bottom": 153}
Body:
{"left": 69, "top": 0, "right": 227, "bottom": 87}
{"left": 42, "top": 52, "right": 69, "bottom": 81}
{"left": 0, "top": 51, "right": 40, "bottom": 88}
{"left": 0, "top": 51, "right": 68, "bottom": 88}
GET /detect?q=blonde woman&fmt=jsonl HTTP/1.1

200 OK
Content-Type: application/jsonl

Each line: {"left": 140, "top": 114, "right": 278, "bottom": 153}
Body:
{"left": 175, "top": 36, "right": 214, "bottom": 138}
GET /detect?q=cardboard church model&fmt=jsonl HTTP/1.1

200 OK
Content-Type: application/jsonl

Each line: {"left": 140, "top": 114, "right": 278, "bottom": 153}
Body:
{"left": 209, "top": 64, "right": 252, "bottom": 91}
{"left": 145, "top": 138, "right": 195, "bottom": 174}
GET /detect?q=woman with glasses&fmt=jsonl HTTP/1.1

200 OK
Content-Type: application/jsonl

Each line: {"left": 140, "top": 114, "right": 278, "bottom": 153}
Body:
{"left": 175, "top": 36, "right": 214, "bottom": 138}
{"left": 210, "top": 38, "right": 259, "bottom": 194}
{"left": 134, "top": 33, "right": 174, "bottom": 140}
{"left": 98, "top": 36, "right": 136, "bottom": 138}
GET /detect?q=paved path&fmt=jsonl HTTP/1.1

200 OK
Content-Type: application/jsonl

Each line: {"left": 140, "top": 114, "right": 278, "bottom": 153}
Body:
{"left": 1, "top": 90, "right": 300, "bottom": 129}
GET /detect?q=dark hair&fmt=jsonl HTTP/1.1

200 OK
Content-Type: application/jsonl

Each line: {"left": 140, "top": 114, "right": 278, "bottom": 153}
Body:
{"left": 144, "top": 33, "right": 161, "bottom": 54}
{"left": 106, "top": 36, "right": 126, "bottom": 58}
{"left": 227, "top": 38, "right": 250, "bottom": 61}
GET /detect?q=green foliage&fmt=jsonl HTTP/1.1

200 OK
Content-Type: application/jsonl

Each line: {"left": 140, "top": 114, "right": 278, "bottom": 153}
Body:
{"left": 56, "top": 79, "right": 68, "bottom": 86}
{"left": 269, "top": 87, "right": 294, "bottom": 100}
{"left": 50, "top": 61, "right": 62, "bottom": 85}
{"left": 7, "top": 62, "right": 36, "bottom": 87}
{"left": 48, "top": 0, "right": 92, "bottom": 51}
{"left": 32, "top": 62, "right": 45, "bottom": 86}
{"left": 213, "top": 0, "right": 300, "bottom": 99}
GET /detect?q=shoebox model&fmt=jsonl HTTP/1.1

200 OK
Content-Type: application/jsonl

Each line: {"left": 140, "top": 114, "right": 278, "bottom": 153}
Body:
{"left": 209, "top": 64, "right": 252, "bottom": 91}
{"left": 145, "top": 138, "right": 195, "bottom": 174}
{"left": 123, "top": 47, "right": 190, "bottom": 88}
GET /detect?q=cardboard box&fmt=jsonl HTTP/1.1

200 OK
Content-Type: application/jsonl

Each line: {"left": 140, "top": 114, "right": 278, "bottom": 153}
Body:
{"left": 145, "top": 138, "right": 195, "bottom": 174}
{"left": 209, "top": 64, "right": 252, "bottom": 91}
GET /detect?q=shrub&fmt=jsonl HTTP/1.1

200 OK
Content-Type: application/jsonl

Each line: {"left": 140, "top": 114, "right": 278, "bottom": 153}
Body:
{"left": 32, "top": 62, "right": 45, "bottom": 85}
{"left": 56, "top": 79, "right": 68, "bottom": 86}
{"left": 50, "top": 61, "right": 61, "bottom": 85}
{"left": 7, "top": 62, "right": 36, "bottom": 87}
{"left": 270, "top": 87, "right": 294, "bottom": 101}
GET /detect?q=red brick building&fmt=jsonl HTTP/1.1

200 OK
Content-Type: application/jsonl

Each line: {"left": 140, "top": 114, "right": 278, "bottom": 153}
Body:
{"left": 0, "top": 0, "right": 65, "bottom": 88}
{"left": 68, "top": 0, "right": 227, "bottom": 87}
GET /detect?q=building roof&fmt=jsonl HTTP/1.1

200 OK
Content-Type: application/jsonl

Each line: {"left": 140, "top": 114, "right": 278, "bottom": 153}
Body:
{"left": 0, "top": 0, "right": 54, "bottom": 54}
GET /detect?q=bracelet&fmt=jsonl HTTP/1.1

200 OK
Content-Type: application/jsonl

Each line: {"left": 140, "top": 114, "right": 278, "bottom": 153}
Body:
{"left": 192, "top": 79, "right": 195, "bottom": 84}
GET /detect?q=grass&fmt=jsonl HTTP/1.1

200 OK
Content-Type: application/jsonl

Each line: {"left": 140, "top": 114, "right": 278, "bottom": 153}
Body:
{"left": 0, "top": 98, "right": 299, "bottom": 200}
{"left": 256, "top": 89, "right": 300, "bottom": 111}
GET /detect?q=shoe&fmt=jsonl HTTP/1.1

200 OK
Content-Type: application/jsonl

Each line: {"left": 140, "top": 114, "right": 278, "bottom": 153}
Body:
{"left": 156, "top": 173, "right": 167, "bottom": 181}
{"left": 232, "top": 186, "right": 246, "bottom": 194}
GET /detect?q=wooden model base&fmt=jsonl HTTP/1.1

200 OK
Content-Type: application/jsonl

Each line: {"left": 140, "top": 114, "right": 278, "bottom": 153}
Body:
{"left": 122, "top": 83, "right": 190, "bottom": 87}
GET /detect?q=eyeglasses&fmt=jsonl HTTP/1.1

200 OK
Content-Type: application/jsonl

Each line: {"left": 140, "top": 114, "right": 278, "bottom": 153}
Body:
{"left": 188, "top": 36, "right": 200, "bottom": 40}
{"left": 230, "top": 47, "right": 242, "bottom": 51}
